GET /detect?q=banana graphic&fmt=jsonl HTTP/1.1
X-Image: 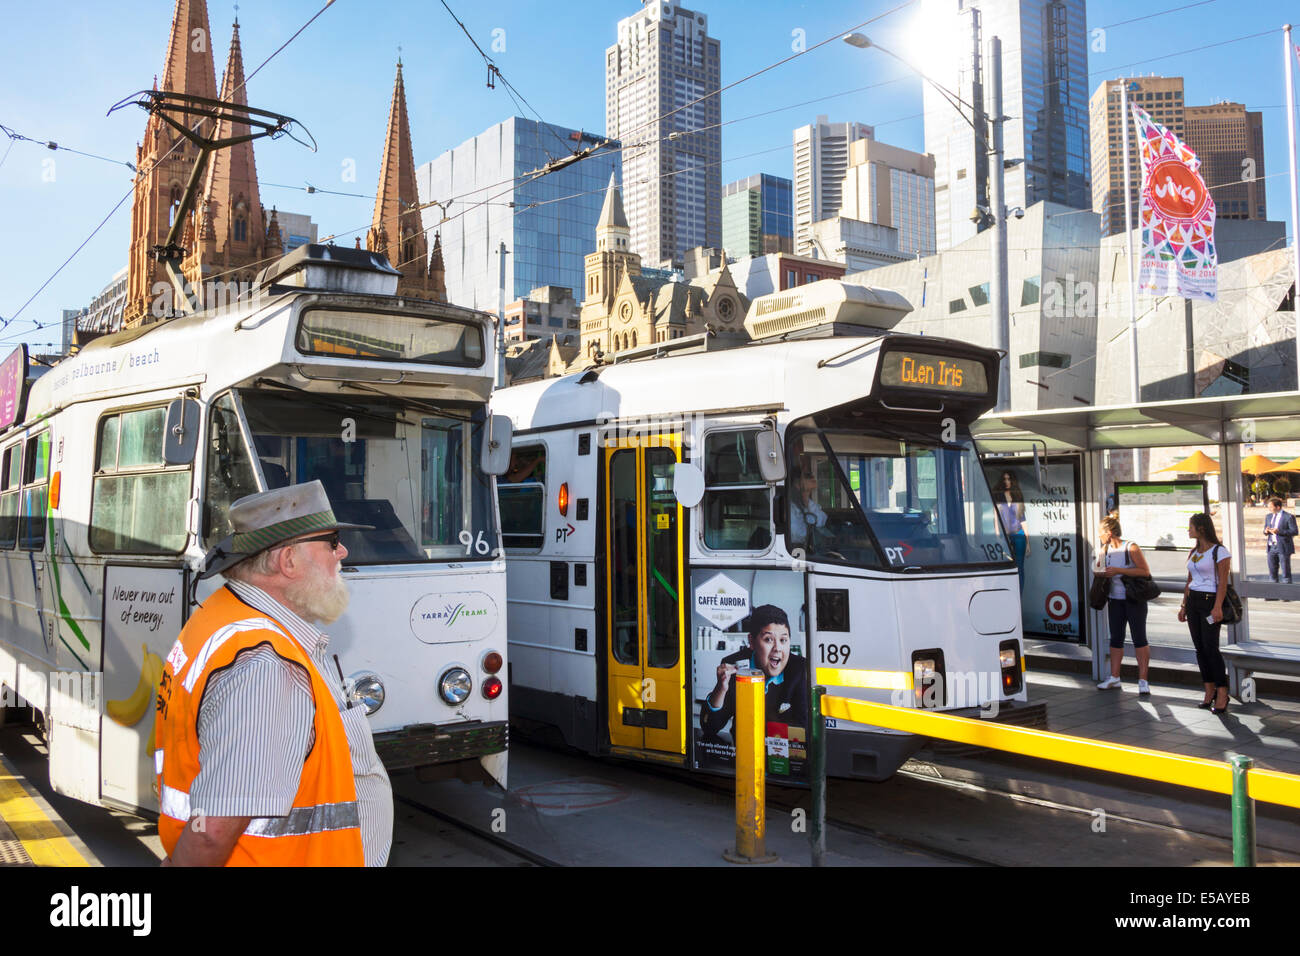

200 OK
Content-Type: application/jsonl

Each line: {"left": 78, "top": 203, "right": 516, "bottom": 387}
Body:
{"left": 106, "top": 642, "right": 164, "bottom": 726}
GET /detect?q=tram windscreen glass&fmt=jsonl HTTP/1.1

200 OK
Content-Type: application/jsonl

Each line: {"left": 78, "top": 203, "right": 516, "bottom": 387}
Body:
{"left": 786, "top": 417, "right": 1012, "bottom": 571}
{"left": 879, "top": 351, "right": 989, "bottom": 396}
{"left": 237, "top": 390, "right": 497, "bottom": 564}
{"left": 297, "top": 308, "right": 484, "bottom": 367}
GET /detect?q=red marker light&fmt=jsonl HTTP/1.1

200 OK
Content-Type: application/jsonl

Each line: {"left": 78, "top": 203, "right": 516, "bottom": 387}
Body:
{"left": 482, "top": 676, "right": 503, "bottom": 700}
{"left": 558, "top": 482, "right": 569, "bottom": 516}
{"left": 482, "top": 651, "right": 503, "bottom": 674}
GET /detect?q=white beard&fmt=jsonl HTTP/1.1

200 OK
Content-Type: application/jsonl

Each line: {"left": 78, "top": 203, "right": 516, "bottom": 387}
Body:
{"left": 285, "top": 564, "right": 351, "bottom": 625}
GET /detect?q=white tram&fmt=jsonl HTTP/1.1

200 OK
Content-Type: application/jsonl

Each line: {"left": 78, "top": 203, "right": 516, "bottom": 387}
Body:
{"left": 0, "top": 244, "right": 512, "bottom": 814}
{"left": 492, "top": 281, "right": 1037, "bottom": 783}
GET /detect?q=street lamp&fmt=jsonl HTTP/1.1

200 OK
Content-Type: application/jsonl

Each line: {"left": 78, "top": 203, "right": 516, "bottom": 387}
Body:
{"left": 843, "top": 31, "right": 1013, "bottom": 413}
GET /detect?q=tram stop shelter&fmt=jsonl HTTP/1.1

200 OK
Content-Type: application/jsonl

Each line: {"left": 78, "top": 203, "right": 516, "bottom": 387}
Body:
{"left": 972, "top": 389, "right": 1300, "bottom": 698}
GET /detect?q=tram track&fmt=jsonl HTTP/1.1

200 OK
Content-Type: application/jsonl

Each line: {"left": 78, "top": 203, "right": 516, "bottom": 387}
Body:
{"left": 392, "top": 792, "right": 560, "bottom": 867}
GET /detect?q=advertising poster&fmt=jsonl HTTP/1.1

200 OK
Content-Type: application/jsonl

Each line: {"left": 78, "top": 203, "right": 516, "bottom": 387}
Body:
{"left": 1115, "top": 482, "right": 1209, "bottom": 549}
{"left": 691, "top": 568, "right": 810, "bottom": 783}
{"left": 984, "top": 459, "right": 1084, "bottom": 642}
{"left": 100, "top": 564, "right": 187, "bottom": 810}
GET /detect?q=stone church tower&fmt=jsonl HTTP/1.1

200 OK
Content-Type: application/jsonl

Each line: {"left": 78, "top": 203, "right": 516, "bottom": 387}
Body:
{"left": 580, "top": 173, "right": 642, "bottom": 357}
{"left": 123, "top": 0, "right": 218, "bottom": 327}
{"left": 368, "top": 61, "right": 445, "bottom": 301}
{"left": 184, "top": 18, "right": 272, "bottom": 305}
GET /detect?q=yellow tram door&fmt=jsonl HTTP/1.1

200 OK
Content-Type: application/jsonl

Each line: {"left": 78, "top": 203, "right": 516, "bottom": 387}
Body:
{"left": 603, "top": 434, "right": 687, "bottom": 756}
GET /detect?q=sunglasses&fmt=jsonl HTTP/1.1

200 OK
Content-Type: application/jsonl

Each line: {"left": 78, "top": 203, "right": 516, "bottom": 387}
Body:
{"left": 286, "top": 531, "right": 342, "bottom": 552}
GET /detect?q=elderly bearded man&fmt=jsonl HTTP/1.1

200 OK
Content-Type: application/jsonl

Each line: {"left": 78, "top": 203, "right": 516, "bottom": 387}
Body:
{"left": 155, "top": 481, "right": 393, "bottom": 866}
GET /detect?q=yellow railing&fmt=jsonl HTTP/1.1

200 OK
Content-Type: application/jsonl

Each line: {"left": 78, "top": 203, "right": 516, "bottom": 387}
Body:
{"left": 819, "top": 695, "right": 1300, "bottom": 809}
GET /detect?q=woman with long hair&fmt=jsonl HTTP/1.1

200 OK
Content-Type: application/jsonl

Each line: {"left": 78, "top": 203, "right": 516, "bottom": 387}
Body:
{"left": 1178, "top": 512, "right": 1232, "bottom": 714}
{"left": 995, "top": 470, "right": 1030, "bottom": 585}
{"left": 1094, "top": 516, "right": 1152, "bottom": 693}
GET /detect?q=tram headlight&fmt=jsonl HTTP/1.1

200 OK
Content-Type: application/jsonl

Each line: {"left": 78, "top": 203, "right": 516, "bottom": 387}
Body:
{"left": 999, "top": 641, "right": 1023, "bottom": 695}
{"left": 911, "top": 650, "right": 945, "bottom": 709}
{"left": 348, "top": 673, "right": 385, "bottom": 716}
{"left": 438, "top": 667, "right": 473, "bottom": 705}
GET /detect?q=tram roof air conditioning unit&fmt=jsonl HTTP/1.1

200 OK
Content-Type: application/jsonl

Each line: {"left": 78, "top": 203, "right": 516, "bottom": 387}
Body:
{"left": 743, "top": 281, "right": 912, "bottom": 341}
{"left": 256, "top": 243, "right": 401, "bottom": 297}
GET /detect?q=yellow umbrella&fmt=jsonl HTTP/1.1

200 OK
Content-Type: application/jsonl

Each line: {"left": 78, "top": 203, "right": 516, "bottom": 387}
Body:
{"left": 1259, "top": 455, "right": 1300, "bottom": 473}
{"left": 1240, "top": 453, "right": 1292, "bottom": 474}
{"left": 1154, "top": 450, "right": 1219, "bottom": 474}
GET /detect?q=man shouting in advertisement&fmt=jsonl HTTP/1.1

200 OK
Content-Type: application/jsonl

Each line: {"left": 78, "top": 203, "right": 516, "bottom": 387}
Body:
{"left": 155, "top": 481, "right": 392, "bottom": 866}
{"left": 700, "top": 604, "right": 808, "bottom": 742}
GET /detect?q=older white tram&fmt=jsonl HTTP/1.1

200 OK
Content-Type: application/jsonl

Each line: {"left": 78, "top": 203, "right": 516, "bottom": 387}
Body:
{"left": 0, "top": 245, "right": 512, "bottom": 814}
{"left": 492, "top": 282, "right": 1038, "bottom": 783}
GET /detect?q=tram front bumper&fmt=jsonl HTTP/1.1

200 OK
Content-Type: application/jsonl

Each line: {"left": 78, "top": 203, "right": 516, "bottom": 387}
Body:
{"left": 373, "top": 719, "right": 508, "bottom": 771}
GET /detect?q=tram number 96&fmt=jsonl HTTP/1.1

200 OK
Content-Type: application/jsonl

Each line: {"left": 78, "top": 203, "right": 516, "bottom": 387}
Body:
{"left": 1044, "top": 535, "right": 1072, "bottom": 563}
{"left": 818, "top": 643, "right": 851, "bottom": 665}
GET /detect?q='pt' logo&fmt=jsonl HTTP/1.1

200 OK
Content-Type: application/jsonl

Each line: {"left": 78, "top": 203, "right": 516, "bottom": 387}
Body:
{"left": 555, "top": 523, "right": 576, "bottom": 543}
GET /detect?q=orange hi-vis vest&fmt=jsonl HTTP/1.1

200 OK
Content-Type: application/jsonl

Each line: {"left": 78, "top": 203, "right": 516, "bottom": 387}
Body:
{"left": 154, "top": 586, "right": 364, "bottom": 866}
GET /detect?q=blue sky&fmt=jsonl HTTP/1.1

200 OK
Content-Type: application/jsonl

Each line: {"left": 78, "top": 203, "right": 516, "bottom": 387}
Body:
{"left": 2, "top": 0, "right": 1297, "bottom": 350}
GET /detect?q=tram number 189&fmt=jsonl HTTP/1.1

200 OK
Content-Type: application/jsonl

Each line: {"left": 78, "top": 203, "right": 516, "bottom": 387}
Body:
{"left": 818, "top": 644, "right": 851, "bottom": 664}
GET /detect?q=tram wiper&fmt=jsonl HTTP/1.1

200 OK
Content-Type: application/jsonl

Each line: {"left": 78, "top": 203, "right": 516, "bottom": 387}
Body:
{"left": 329, "top": 380, "right": 473, "bottom": 422}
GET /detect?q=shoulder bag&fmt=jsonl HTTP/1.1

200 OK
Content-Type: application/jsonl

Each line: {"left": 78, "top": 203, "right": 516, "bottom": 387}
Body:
{"left": 1120, "top": 543, "right": 1161, "bottom": 602}
{"left": 1088, "top": 543, "right": 1111, "bottom": 610}
{"left": 1211, "top": 544, "right": 1243, "bottom": 625}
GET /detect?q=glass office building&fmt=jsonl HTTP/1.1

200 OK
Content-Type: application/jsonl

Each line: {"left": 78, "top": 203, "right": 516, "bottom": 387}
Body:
{"left": 417, "top": 118, "right": 622, "bottom": 311}
{"left": 923, "top": 0, "right": 1090, "bottom": 250}
{"left": 721, "top": 174, "right": 793, "bottom": 257}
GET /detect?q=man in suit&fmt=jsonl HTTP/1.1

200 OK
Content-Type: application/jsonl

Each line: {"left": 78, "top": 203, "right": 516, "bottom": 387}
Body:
{"left": 1264, "top": 496, "right": 1297, "bottom": 584}
{"left": 700, "top": 604, "right": 808, "bottom": 742}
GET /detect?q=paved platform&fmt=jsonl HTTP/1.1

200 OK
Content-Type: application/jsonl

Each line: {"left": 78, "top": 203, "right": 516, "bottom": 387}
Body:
{"left": 1025, "top": 668, "right": 1300, "bottom": 775}
{"left": 0, "top": 751, "right": 96, "bottom": 867}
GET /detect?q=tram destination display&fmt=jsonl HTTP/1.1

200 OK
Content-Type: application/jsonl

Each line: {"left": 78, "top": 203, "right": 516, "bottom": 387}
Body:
{"left": 691, "top": 569, "right": 810, "bottom": 784}
{"left": 879, "top": 350, "right": 989, "bottom": 395}
{"left": 1114, "top": 481, "right": 1209, "bottom": 549}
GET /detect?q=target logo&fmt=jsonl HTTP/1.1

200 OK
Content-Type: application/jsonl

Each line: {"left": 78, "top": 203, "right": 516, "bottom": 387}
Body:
{"left": 1045, "top": 590, "right": 1072, "bottom": 621}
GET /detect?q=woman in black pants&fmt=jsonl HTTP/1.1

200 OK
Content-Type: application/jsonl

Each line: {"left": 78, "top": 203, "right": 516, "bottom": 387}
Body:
{"left": 1177, "top": 513, "right": 1232, "bottom": 714}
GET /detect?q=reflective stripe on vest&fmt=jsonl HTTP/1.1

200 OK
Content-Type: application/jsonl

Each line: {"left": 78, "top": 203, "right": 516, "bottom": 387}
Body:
{"left": 160, "top": 783, "right": 360, "bottom": 839}
{"left": 182, "top": 617, "right": 293, "bottom": 693}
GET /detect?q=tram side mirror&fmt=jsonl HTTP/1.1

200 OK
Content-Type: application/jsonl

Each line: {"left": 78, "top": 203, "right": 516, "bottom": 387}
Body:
{"left": 163, "top": 398, "right": 200, "bottom": 465}
{"left": 672, "top": 462, "right": 705, "bottom": 508}
{"left": 481, "top": 415, "right": 514, "bottom": 476}
{"left": 755, "top": 426, "right": 785, "bottom": 484}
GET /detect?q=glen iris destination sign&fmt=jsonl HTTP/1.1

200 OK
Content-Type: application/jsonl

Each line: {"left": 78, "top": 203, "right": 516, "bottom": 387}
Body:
{"left": 879, "top": 350, "right": 989, "bottom": 396}
{"left": 0, "top": 345, "right": 29, "bottom": 432}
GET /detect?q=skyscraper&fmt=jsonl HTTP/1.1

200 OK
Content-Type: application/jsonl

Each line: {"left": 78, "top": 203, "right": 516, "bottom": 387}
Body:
{"left": 1089, "top": 76, "right": 1185, "bottom": 237}
{"left": 721, "top": 174, "right": 793, "bottom": 257}
{"left": 1185, "top": 103, "right": 1267, "bottom": 222}
{"left": 417, "top": 119, "right": 621, "bottom": 311}
{"left": 792, "top": 116, "right": 873, "bottom": 256}
{"left": 606, "top": 2, "right": 721, "bottom": 266}
{"left": 922, "top": 0, "right": 1091, "bottom": 250}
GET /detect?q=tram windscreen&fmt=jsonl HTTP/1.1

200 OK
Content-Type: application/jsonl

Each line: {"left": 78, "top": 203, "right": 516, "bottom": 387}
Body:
{"left": 786, "top": 417, "right": 1013, "bottom": 571}
{"left": 230, "top": 390, "right": 497, "bottom": 564}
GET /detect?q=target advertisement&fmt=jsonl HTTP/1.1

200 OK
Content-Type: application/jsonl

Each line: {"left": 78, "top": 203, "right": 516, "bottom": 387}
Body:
{"left": 984, "top": 458, "right": 1085, "bottom": 642}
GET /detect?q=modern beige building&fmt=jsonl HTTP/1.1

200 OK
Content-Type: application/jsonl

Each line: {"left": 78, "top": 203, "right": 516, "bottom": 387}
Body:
{"left": 838, "top": 138, "right": 937, "bottom": 257}
{"left": 1185, "top": 103, "right": 1267, "bottom": 222}
{"left": 792, "top": 116, "right": 873, "bottom": 256}
{"left": 1089, "top": 76, "right": 1185, "bottom": 237}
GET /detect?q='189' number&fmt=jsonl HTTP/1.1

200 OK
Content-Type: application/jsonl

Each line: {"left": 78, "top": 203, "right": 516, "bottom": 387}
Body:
{"left": 818, "top": 643, "right": 851, "bottom": 664}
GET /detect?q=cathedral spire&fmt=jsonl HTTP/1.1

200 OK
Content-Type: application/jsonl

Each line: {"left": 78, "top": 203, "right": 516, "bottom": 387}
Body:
{"left": 596, "top": 172, "right": 630, "bottom": 254}
{"left": 190, "top": 18, "right": 265, "bottom": 279}
{"left": 368, "top": 60, "right": 427, "bottom": 281}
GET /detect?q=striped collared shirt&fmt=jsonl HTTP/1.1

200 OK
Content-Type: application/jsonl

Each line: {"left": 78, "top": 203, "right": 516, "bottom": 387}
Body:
{"left": 193, "top": 581, "right": 393, "bottom": 866}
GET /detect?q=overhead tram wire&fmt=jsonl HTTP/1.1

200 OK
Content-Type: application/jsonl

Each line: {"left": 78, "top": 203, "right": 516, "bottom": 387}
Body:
{"left": 0, "top": 0, "right": 340, "bottom": 332}
{"left": 0, "top": 124, "right": 139, "bottom": 172}
{"left": 435, "top": 0, "right": 575, "bottom": 164}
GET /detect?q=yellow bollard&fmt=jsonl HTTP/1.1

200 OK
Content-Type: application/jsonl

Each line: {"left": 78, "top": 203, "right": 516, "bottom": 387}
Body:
{"left": 724, "top": 670, "right": 777, "bottom": 863}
